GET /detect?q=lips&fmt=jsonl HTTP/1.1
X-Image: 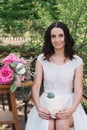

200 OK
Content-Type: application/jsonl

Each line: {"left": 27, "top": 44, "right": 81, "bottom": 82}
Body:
{"left": 54, "top": 43, "right": 62, "bottom": 46}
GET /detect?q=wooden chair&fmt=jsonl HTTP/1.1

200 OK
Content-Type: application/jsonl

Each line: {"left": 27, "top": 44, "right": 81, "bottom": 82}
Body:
{"left": 0, "top": 80, "right": 33, "bottom": 130}
{"left": 0, "top": 84, "right": 21, "bottom": 130}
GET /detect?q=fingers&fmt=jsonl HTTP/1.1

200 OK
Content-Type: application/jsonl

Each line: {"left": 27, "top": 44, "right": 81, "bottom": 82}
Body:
{"left": 56, "top": 113, "right": 69, "bottom": 119}
{"left": 56, "top": 109, "right": 71, "bottom": 119}
{"left": 57, "top": 108, "right": 71, "bottom": 115}
{"left": 38, "top": 108, "right": 50, "bottom": 119}
{"left": 38, "top": 112, "right": 50, "bottom": 119}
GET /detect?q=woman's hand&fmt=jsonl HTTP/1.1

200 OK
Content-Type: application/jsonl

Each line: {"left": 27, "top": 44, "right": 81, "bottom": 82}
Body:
{"left": 56, "top": 107, "right": 75, "bottom": 119}
{"left": 37, "top": 106, "right": 51, "bottom": 120}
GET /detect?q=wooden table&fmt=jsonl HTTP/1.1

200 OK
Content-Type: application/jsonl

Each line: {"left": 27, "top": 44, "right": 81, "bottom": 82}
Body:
{"left": 0, "top": 80, "right": 33, "bottom": 130}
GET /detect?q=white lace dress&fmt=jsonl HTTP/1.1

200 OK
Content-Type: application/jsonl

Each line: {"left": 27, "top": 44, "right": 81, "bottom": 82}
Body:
{"left": 25, "top": 54, "right": 87, "bottom": 130}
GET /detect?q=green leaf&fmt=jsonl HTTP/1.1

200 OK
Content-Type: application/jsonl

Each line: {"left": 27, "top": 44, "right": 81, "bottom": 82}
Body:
{"left": 47, "top": 92, "right": 55, "bottom": 99}
{"left": 11, "top": 74, "right": 17, "bottom": 84}
{"left": 10, "top": 84, "right": 17, "bottom": 93}
{"left": 16, "top": 66, "right": 23, "bottom": 72}
{"left": 10, "top": 62, "right": 17, "bottom": 68}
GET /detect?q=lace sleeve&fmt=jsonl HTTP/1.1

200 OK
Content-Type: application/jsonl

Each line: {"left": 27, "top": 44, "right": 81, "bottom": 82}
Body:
{"left": 37, "top": 54, "right": 44, "bottom": 65}
{"left": 74, "top": 55, "right": 83, "bottom": 69}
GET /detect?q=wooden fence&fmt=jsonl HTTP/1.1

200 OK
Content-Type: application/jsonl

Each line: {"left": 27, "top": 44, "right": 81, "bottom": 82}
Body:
{"left": 0, "top": 37, "right": 30, "bottom": 45}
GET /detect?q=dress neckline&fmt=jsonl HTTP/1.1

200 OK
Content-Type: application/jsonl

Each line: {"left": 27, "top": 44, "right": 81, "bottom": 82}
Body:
{"left": 49, "top": 59, "right": 70, "bottom": 67}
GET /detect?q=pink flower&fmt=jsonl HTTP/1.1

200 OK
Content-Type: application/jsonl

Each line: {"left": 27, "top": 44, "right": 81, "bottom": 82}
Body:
{"left": 14, "top": 76, "right": 21, "bottom": 86}
{"left": 0, "top": 53, "right": 31, "bottom": 92}
{"left": 2, "top": 53, "right": 26, "bottom": 65}
{"left": 20, "top": 57, "right": 26, "bottom": 64}
{"left": 19, "top": 75, "right": 25, "bottom": 81}
{"left": 2, "top": 53, "right": 21, "bottom": 65}
{"left": 0, "top": 64, "right": 14, "bottom": 84}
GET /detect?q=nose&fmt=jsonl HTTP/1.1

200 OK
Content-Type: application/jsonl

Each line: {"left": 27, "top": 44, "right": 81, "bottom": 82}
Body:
{"left": 55, "top": 36, "right": 59, "bottom": 41}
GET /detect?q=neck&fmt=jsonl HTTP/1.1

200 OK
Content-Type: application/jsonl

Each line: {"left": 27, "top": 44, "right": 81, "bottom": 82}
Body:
{"left": 54, "top": 49, "right": 64, "bottom": 57}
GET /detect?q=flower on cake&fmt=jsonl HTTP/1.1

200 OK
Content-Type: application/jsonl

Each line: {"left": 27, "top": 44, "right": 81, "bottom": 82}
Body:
{"left": 45, "top": 92, "right": 64, "bottom": 119}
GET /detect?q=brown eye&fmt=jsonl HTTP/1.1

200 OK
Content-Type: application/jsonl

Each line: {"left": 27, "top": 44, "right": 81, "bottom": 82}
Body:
{"left": 59, "top": 34, "right": 64, "bottom": 37}
{"left": 51, "top": 35, "right": 56, "bottom": 38}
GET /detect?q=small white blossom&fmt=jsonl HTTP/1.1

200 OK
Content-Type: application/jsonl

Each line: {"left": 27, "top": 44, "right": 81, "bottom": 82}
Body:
{"left": 16, "top": 63, "right": 26, "bottom": 75}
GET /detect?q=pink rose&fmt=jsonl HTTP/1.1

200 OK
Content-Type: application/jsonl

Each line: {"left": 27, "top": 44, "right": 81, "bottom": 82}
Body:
{"left": 0, "top": 64, "right": 14, "bottom": 84}
{"left": 2, "top": 53, "right": 26, "bottom": 65}
{"left": 20, "top": 57, "right": 26, "bottom": 64}
{"left": 19, "top": 75, "right": 25, "bottom": 81}
{"left": 2, "top": 53, "right": 20, "bottom": 65}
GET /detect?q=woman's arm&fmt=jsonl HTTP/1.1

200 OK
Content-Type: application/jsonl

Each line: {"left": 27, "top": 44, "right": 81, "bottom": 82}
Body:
{"left": 72, "top": 64, "right": 83, "bottom": 111}
{"left": 32, "top": 59, "right": 43, "bottom": 110}
{"left": 31, "top": 59, "right": 50, "bottom": 119}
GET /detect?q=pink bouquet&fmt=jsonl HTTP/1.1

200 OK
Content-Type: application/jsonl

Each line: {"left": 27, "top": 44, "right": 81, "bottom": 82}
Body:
{"left": 0, "top": 53, "right": 33, "bottom": 92}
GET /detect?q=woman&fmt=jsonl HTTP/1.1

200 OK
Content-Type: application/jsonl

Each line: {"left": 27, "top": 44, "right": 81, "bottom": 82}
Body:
{"left": 25, "top": 21, "right": 87, "bottom": 130}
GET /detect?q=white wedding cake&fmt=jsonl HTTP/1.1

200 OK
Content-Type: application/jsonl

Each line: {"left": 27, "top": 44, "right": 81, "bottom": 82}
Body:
{"left": 45, "top": 92, "right": 64, "bottom": 119}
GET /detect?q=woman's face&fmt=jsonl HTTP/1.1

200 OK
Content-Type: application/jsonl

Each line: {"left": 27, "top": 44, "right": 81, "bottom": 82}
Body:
{"left": 51, "top": 27, "right": 65, "bottom": 51}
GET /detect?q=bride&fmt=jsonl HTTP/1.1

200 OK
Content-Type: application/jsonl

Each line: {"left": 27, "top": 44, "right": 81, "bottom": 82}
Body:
{"left": 25, "top": 21, "right": 87, "bottom": 130}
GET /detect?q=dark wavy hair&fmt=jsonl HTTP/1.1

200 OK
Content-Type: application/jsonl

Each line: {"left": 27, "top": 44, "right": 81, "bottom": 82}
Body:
{"left": 42, "top": 21, "right": 75, "bottom": 61}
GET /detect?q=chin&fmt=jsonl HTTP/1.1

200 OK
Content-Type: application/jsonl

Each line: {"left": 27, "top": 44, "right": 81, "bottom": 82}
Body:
{"left": 55, "top": 46, "right": 64, "bottom": 50}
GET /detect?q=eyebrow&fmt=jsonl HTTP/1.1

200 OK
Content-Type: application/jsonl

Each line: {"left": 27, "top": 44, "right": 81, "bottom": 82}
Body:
{"left": 51, "top": 34, "right": 64, "bottom": 36}
{"left": 51, "top": 34, "right": 56, "bottom": 37}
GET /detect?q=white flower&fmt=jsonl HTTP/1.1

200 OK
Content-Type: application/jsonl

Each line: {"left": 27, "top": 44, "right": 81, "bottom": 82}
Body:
{"left": 16, "top": 63, "right": 26, "bottom": 75}
{"left": 45, "top": 96, "right": 64, "bottom": 119}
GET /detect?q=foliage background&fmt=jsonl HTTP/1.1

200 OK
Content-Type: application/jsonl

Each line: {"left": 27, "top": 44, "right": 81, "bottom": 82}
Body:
{"left": 0, "top": 0, "right": 87, "bottom": 112}
{"left": 0, "top": 0, "right": 87, "bottom": 71}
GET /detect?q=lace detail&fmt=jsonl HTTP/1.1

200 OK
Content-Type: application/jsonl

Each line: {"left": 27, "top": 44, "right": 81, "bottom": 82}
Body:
{"left": 38, "top": 54, "right": 83, "bottom": 94}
